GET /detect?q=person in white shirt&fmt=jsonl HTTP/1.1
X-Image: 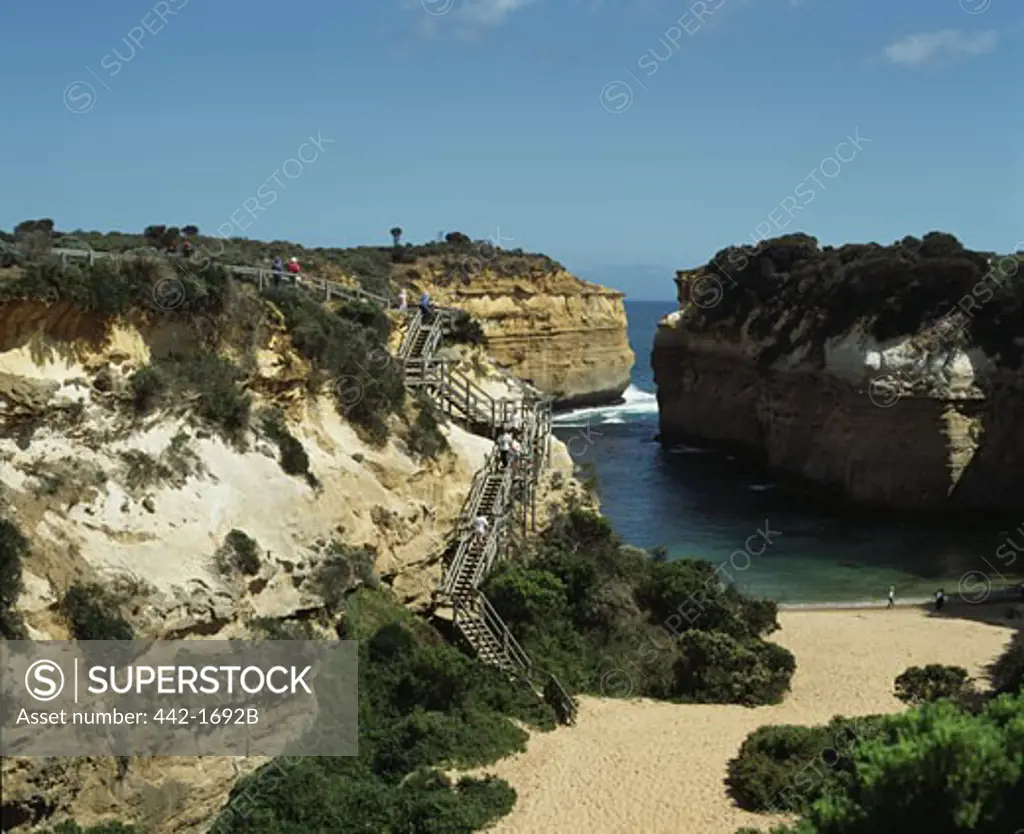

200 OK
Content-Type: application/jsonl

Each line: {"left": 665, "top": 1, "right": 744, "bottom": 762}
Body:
{"left": 398, "top": 288, "right": 408, "bottom": 313}
{"left": 496, "top": 431, "right": 512, "bottom": 467}
{"left": 510, "top": 438, "right": 523, "bottom": 470}
{"left": 472, "top": 514, "right": 489, "bottom": 541}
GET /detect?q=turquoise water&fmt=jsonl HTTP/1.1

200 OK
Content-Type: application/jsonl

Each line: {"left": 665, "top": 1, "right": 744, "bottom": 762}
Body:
{"left": 551, "top": 300, "right": 1023, "bottom": 604}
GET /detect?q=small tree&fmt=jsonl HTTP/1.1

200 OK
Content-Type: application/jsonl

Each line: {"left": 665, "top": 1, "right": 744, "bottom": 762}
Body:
{"left": 389, "top": 227, "right": 403, "bottom": 246}
{"left": 143, "top": 225, "right": 166, "bottom": 246}
{"left": 181, "top": 225, "right": 199, "bottom": 237}
{"left": 13, "top": 218, "right": 54, "bottom": 258}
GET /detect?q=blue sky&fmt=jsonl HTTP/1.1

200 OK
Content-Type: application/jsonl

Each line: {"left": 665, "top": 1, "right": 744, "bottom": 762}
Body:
{"left": 2, "top": 0, "right": 1019, "bottom": 299}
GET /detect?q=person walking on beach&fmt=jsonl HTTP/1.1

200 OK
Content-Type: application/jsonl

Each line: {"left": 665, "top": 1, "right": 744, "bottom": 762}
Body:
{"left": 887, "top": 585, "right": 895, "bottom": 609}
{"left": 496, "top": 430, "right": 512, "bottom": 467}
{"left": 935, "top": 588, "right": 946, "bottom": 612}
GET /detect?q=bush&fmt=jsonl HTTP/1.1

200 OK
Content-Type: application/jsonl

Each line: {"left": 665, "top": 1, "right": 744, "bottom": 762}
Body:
{"left": 481, "top": 508, "right": 795, "bottom": 705}
{"left": 263, "top": 286, "right": 403, "bottom": 444}
{"left": 725, "top": 716, "right": 882, "bottom": 813}
{"left": 128, "top": 366, "right": 165, "bottom": 413}
{"left": 445, "top": 310, "right": 485, "bottom": 346}
{"left": 46, "top": 823, "right": 137, "bottom": 834}
{"left": 163, "top": 352, "right": 250, "bottom": 439}
{"left": 405, "top": 396, "right": 449, "bottom": 460}
{"left": 314, "top": 542, "right": 378, "bottom": 613}
{"left": 0, "top": 519, "right": 29, "bottom": 639}
{"left": 208, "top": 587, "right": 551, "bottom": 833}
{"left": 214, "top": 529, "right": 262, "bottom": 576}
{"left": 249, "top": 617, "right": 317, "bottom": 640}
{"left": 674, "top": 630, "right": 795, "bottom": 705}
{"left": 259, "top": 408, "right": 315, "bottom": 485}
{"left": 894, "top": 664, "right": 973, "bottom": 705}
{"left": 58, "top": 583, "right": 134, "bottom": 641}
{"left": 764, "top": 694, "right": 1024, "bottom": 833}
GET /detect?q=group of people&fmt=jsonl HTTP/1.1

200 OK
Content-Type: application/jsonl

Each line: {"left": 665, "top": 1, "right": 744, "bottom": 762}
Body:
{"left": 885, "top": 585, "right": 947, "bottom": 612}
{"left": 397, "top": 288, "right": 435, "bottom": 320}
{"left": 468, "top": 411, "right": 530, "bottom": 545}
{"left": 271, "top": 256, "right": 302, "bottom": 284}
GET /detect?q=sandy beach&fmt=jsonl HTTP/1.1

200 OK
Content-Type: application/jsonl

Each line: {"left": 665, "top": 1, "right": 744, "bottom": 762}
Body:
{"left": 472, "top": 608, "right": 1017, "bottom": 834}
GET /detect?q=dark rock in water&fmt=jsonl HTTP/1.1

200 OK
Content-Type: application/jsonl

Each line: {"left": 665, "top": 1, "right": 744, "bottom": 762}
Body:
{"left": 839, "top": 560, "right": 865, "bottom": 569}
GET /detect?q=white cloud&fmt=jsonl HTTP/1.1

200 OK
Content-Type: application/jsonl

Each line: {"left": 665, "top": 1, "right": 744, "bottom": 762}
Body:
{"left": 882, "top": 29, "right": 998, "bottom": 68}
{"left": 416, "top": 0, "right": 542, "bottom": 40}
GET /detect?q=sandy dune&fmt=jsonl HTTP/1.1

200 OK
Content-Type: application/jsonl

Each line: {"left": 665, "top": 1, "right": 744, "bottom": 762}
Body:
{"left": 477, "top": 609, "right": 1015, "bottom": 834}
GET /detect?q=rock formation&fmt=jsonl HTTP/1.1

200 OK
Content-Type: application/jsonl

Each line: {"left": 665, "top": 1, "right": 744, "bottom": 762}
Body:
{"left": 0, "top": 258, "right": 585, "bottom": 831}
{"left": 406, "top": 258, "right": 634, "bottom": 408}
{"left": 652, "top": 232, "right": 1024, "bottom": 510}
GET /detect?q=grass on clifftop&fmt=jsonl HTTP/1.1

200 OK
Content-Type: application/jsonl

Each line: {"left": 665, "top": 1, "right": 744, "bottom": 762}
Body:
{"left": 1, "top": 223, "right": 564, "bottom": 297}
{"left": 481, "top": 505, "right": 794, "bottom": 706}
{"left": 686, "top": 232, "right": 1024, "bottom": 369}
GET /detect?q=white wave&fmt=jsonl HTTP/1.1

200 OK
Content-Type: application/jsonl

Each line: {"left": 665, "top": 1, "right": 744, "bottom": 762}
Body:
{"left": 551, "top": 384, "right": 658, "bottom": 426}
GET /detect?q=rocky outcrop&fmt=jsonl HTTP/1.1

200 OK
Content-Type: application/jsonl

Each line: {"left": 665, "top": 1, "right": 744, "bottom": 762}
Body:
{"left": 652, "top": 233, "right": 1024, "bottom": 511}
{"left": 0, "top": 282, "right": 583, "bottom": 832}
{"left": 410, "top": 266, "right": 633, "bottom": 408}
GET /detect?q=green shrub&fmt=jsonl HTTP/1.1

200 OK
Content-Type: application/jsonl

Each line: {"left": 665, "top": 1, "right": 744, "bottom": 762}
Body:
{"left": 314, "top": 542, "right": 378, "bottom": 613}
{"left": 0, "top": 519, "right": 29, "bottom": 639}
{"left": 213, "top": 529, "right": 261, "bottom": 576}
{"left": 405, "top": 396, "right": 449, "bottom": 460}
{"left": 163, "top": 352, "right": 250, "bottom": 439}
{"left": 765, "top": 694, "right": 1024, "bottom": 833}
{"left": 209, "top": 587, "right": 551, "bottom": 833}
{"left": 674, "top": 630, "right": 795, "bottom": 705}
{"left": 128, "top": 366, "right": 165, "bottom": 413}
{"left": 481, "top": 508, "right": 795, "bottom": 705}
{"left": 263, "top": 286, "right": 403, "bottom": 444}
{"left": 58, "top": 583, "right": 134, "bottom": 641}
{"left": 445, "top": 310, "right": 486, "bottom": 346}
{"left": 894, "top": 664, "right": 972, "bottom": 705}
{"left": 259, "top": 408, "right": 315, "bottom": 485}
{"left": 725, "top": 716, "right": 882, "bottom": 813}
{"left": 0, "top": 256, "right": 232, "bottom": 317}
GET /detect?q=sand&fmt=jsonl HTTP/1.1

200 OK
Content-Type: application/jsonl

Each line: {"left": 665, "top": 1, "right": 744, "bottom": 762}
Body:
{"left": 474, "top": 608, "right": 1016, "bottom": 834}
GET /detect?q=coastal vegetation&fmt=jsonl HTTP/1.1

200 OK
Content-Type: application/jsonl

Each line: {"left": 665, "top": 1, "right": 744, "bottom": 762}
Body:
{"left": 0, "top": 519, "right": 29, "bottom": 639}
{"left": 729, "top": 632, "right": 1024, "bottom": 832}
{"left": 1, "top": 219, "right": 564, "bottom": 299}
{"left": 482, "top": 506, "right": 795, "bottom": 706}
{"left": 207, "top": 587, "right": 550, "bottom": 832}
{"left": 688, "top": 232, "right": 1024, "bottom": 369}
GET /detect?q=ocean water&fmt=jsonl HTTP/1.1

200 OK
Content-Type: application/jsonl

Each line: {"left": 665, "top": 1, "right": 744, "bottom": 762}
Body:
{"left": 552, "top": 300, "right": 1023, "bottom": 603}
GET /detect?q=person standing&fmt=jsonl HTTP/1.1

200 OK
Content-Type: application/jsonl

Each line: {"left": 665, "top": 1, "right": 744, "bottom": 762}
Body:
{"left": 510, "top": 437, "right": 523, "bottom": 472}
{"left": 272, "top": 255, "right": 284, "bottom": 287}
{"left": 496, "top": 430, "right": 512, "bottom": 467}
{"left": 887, "top": 585, "right": 895, "bottom": 609}
{"left": 935, "top": 588, "right": 946, "bottom": 612}
{"left": 286, "top": 257, "right": 301, "bottom": 284}
{"left": 398, "top": 288, "right": 408, "bottom": 313}
{"left": 419, "top": 290, "right": 433, "bottom": 322}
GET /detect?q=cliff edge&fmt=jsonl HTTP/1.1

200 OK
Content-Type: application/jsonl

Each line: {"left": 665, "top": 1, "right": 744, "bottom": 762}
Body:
{"left": 652, "top": 232, "right": 1024, "bottom": 510}
{"left": 400, "top": 249, "right": 634, "bottom": 408}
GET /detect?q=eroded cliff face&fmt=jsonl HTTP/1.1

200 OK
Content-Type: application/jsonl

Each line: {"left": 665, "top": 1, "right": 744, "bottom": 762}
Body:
{"left": 0, "top": 290, "right": 582, "bottom": 832}
{"left": 415, "top": 268, "right": 634, "bottom": 408}
{"left": 653, "top": 238, "right": 1024, "bottom": 511}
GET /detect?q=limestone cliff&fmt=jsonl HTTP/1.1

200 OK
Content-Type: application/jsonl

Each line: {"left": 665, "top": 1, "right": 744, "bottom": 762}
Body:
{"left": 400, "top": 260, "right": 633, "bottom": 408}
{"left": 0, "top": 266, "right": 583, "bottom": 832}
{"left": 652, "top": 233, "right": 1024, "bottom": 511}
